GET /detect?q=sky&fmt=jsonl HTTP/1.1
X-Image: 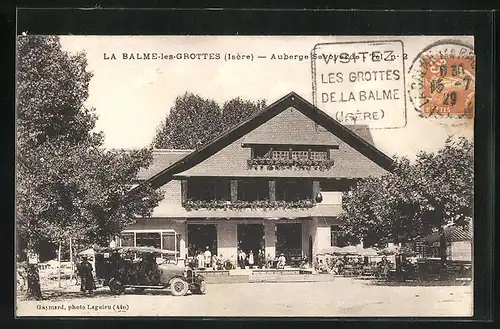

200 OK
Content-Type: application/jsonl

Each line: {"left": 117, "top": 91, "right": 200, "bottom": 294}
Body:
{"left": 59, "top": 35, "right": 474, "bottom": 159}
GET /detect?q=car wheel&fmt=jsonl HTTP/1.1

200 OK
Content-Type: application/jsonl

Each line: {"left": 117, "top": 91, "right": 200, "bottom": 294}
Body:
{"left": 170, "top": 277, "right": 189, "bottom": 296}
{"left": 109, "top": 278, "right": 125, "bottom": 295}
{"left": 193, "top": 279, "right": 206, "bottom": 295}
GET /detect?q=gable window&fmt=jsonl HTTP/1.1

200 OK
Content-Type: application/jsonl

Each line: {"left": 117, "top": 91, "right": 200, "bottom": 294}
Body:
{"left": 291, "top": 150, "right": 309, "bottom": 160}
{"left": 311, "top": 150, "right": 328, "bottom": 161}
{"left": 252, "top": 146, "right": 330, "bottom": 160}
{"left": 247, "top": 144, "right": 336, "bottom": 171}
{"left": 272, "top": 150, "right": 290, "bottom": 160}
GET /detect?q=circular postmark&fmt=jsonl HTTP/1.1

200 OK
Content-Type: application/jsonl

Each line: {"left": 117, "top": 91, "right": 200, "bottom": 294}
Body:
{"left": 407, "top": 40, "right": 475, "bottom": 124}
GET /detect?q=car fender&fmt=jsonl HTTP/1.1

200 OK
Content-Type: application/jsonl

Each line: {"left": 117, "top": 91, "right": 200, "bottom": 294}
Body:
{"left": 168, "top": 275, "right": 187, "bottom": 285}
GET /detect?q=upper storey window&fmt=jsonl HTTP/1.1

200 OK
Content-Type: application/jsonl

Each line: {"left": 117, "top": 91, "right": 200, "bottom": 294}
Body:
{"left": 247, "top": 145, "right": 335, "bottom": 171}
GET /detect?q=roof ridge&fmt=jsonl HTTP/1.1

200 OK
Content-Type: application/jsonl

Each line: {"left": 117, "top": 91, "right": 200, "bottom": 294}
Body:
{"left": 152, "top": 148, "right": 195, "bottom": 153}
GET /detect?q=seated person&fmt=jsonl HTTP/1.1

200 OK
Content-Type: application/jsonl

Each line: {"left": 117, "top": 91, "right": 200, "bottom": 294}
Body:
{"left": 277, "top": 253, "right": 286, "bottom": 269}
{"left": 317, "top": 259, "right": 329, "bottom": 273}
{"left": 211, "top": 254, "right": 219, "bottom": 270}
{"left": 266, "top": 254, "right": 274, "bottom": 269}
{"left": 215, "top": 255, "right": 223, "bottom": 270}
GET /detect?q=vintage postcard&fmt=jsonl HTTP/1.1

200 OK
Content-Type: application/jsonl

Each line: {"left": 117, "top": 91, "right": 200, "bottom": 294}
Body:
{"left": 16, "top": 35, "right": 474, "bottom": 317}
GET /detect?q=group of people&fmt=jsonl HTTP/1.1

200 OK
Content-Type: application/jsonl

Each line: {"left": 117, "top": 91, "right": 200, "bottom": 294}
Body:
{"left": 189, "top": 247, "right": 293, "bottom": 270}
{"left": 314, "top": 255, "right": 395, "bottom": 276}
{"left": 194, "top": 246, "right": 216, "bottom": 269}
{"left": 237, "top": 249, "right": 268, "bottom": 269}
{"left": 238, "top": 250, "right": 290, "bottom": 269}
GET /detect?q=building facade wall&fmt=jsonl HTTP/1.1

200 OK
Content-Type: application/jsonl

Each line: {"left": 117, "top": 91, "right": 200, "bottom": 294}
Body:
{"left": 217, "top": 221, "right": 238, "bottom": 261}
{"left": 450, "top": 241, "right": 472, "bottom": 261}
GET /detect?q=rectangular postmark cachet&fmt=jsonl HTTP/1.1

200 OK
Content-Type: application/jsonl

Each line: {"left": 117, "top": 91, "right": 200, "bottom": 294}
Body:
{"left": 311, "top": 40, "right": 407, "bottom": 129}
{"left": 407, "top": 41, "right": 475, "bottom": 119}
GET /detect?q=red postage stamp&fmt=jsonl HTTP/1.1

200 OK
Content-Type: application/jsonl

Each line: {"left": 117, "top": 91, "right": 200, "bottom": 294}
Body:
{"left": 408, "top": 42, "right": 475, "bottom": 119}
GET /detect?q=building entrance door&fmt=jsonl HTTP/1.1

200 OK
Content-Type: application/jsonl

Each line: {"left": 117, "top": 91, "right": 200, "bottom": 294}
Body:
{"left": 276, "top": 223, "right": 302, "bottom": 266}
{"left": 237, "top": 224, "right": 265, "bottom": 261}
{"left": 187, "top": 224, "right": 217, "bottom": 258}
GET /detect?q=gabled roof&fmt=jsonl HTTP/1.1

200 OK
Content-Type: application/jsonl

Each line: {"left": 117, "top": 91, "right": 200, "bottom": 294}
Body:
{"left": 136, "top": 149, "right": 193, "bottom": 181}
{"left": 421, "top": 225, "right": 472, "bottom": 244}
{"left": 133, "top": 92, "right": 395, "bottom": 191}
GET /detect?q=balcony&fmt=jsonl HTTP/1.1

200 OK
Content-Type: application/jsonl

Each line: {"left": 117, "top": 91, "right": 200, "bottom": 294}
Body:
{"left": 247, "top": 158, "right": 335, "bottom": 171}
{"left": 182, "top": 199, "right": 315, "bottom": 211}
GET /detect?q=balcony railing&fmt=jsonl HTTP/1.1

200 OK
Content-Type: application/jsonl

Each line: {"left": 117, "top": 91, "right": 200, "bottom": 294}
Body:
{"left": 247, "top": 158, "right": 334, "bottom": 171}
{"left": 182, "top": 199, "right": 315, "bottom": 211}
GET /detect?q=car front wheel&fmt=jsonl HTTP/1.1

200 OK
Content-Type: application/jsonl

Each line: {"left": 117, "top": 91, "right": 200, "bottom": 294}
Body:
{"left": 193, "top": 279, "right": 206, "bottom": 295}
{"left": 109, "top": 278, "right": 125, "bottom": 295}
{"left": 170, "top": 277, "right": 189, "bottom": 296}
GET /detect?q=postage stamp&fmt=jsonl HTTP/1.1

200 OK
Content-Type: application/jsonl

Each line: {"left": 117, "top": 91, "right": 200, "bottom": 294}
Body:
{"left": 407, "top": 41, "right": 475, "bottom": 119}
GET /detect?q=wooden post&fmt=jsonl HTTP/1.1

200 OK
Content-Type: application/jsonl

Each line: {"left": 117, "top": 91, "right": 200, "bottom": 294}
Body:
{"left": 312, "top": 180, "right": 320, "bottom": 200}
{"left": 230, "top": 180, "right": 238, "bottom": 202}
{"left": 58, "top": 241, "right": 62, "bottom": 288}
{"left": 181, "top": 180, "right": 188, "bottom": 203}
{"left": 269, "top": 180, "right": 276, "bottom": 201}
{"left": 69, "top": 237, "right": 73, "bottom": 283}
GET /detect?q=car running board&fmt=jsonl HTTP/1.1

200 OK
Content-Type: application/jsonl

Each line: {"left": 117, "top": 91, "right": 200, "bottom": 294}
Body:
{"left": 128, "top": 285, "right": 166, "bottom": 289}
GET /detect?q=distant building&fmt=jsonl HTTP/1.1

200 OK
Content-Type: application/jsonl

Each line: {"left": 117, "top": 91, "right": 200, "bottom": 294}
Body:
{"left": 120, "top": 92, "right": 394, "bottom": 265}
{"left": 417, "top": 225, "right": 472, "bottom": 261}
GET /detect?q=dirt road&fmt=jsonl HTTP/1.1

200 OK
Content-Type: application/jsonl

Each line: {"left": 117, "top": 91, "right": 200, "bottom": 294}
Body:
{"left": 16, "top": 278, "right": 472, "bottom": 317}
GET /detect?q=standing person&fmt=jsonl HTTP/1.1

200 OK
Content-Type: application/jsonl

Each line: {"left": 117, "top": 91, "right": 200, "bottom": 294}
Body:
{"left": 109, "top": 237, "right": 117, "bottom": 248}
{"left": 248, "top": 250, "right": 255, "bottom": 269}
{"left": 257, "top": 250, "right": 264, "bottom": 268}
{"left": 196, "top": 250, "right": 205, "bottom": 269}
{"left": 238, "top": 249, "right": 247, "bottom": 269}
{"left": 77, "top": 256, "right": 94, "bottom": 295}
{"left": 204, "top": 246, "right": 212, "bottom": 268}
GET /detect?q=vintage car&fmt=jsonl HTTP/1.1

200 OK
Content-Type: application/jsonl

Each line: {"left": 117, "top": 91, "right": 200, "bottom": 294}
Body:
{"left": 93, "top": 246, "right": 205, "bottom": 296}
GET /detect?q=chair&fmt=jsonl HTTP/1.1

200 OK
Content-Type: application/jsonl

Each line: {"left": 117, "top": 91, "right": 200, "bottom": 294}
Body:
{"left": 344, "top": 265, "right": 354, "bottom": 277}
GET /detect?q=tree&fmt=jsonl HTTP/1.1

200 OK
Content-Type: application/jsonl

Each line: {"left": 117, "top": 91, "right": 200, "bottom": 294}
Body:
{"left": 221, "top": 97, "right": 266, "bottom": 131}
{"left": 153, "top": 93, "right": 222, "bottom": 149}
{"left": 153, "top": 94, "right": 266, "bottom": 149}
{"left": 339, "top": 136, "right": 473, "bottom": 273}
{"left": 16, "top": 35, "right": 163, "bottom": 299}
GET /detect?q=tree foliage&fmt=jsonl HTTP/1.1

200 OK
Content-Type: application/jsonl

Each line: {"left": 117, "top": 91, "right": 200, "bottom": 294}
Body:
{"left": 221, "top": 97, "right": 266, "bottom": 131}
{"left": 339, "top": 136, "right": 473, "bottom": 253}
{"left": 153, "top": 93, "right": 266, "bottom": 149}
{"left": 16, "top": 36, "right": 163, "bottom": 298}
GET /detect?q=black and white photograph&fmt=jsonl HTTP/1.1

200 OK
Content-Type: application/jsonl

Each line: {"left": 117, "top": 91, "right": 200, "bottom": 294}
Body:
{"left": 16, "top": 34, "right": 475, "bottom": 317}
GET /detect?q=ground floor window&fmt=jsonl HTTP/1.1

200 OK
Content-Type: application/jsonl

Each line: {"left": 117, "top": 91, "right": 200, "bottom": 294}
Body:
{"left": 120, "top": 232, "right": 180, "bottom": 256}
{"left": 120, "top": 232, "right": 134, "bottom": 247}
{"left": 187, "top": 224, "right": 217, "bottom": 257}
{"left": 331, "top": 225, "right": 343, "bottom": 247}
{"left": 136, "top": 232, "right": 161, "bottom": 249}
